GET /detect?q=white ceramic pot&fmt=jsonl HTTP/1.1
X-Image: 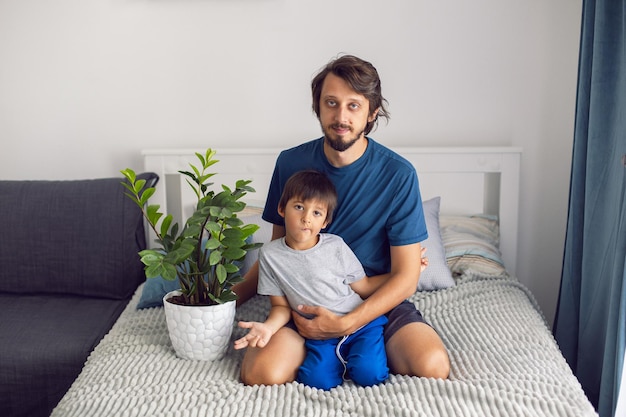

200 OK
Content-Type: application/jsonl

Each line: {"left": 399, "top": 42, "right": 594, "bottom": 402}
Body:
{"left": 162, "top": 290, "right": 236, "bottom": 361}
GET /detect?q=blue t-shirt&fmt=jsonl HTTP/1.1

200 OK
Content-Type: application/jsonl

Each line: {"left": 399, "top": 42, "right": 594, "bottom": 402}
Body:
{"left": 262, "top": 138, "right": 428, "bottom": 277}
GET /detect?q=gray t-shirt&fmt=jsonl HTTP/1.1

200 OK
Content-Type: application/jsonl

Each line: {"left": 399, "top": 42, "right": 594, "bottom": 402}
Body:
{"left": 258, "top": 233, "right": 366, "bottom": 317}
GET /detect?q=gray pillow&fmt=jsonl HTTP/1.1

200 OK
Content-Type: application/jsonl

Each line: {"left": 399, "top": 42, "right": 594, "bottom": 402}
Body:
{"left": 0, "top": 173, "right": 158, "bottom": 299}
{"left": 417, "top": 197, "right": 455, "bottom": 291}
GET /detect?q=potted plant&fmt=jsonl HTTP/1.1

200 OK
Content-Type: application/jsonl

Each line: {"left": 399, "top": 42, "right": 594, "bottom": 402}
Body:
{"left": 121, "top": 148, "right": 261, "bottom": 360}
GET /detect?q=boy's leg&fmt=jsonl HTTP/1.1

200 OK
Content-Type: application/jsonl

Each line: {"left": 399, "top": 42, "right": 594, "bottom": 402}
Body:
{"left": 343, "top": 316, "right": 389, "bottom": 387}
{"left": 297, "top": 338, "right": 344, "bottom": 390}
{"left": 240, "top": 326, "right": 306, "bottom": 385}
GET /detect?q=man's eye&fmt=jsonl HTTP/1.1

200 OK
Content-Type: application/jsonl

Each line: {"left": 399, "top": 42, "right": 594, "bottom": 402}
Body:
{"left": 326, "top": 100, "right": 336, "bottom": 107}
{"left": 349, "top": 103, "right": 360, "bottom": 110}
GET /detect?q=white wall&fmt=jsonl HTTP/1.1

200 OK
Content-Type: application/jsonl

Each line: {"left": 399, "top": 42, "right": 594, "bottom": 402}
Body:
{"left": 0, "top": 0, "right": 582, "bottom": 326}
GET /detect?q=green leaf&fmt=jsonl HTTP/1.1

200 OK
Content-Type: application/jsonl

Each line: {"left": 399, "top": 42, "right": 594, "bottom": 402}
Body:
{"left": 139, "top": 249, "right": 163, "bottom": 264}
{"left": 223, "top": 263, "right": 239, "bottom": 273}
{"left": 183, "top": 224, "right": 202, "bottom": 238}
{"left": 223, "top": 247, "right": 246, "bottom": 260}
{"left": 216, "top": 264, "right": 227, "bottom": 284}
{"left": 218, "top": 289, "right": 238, "bottom": 303}
{"left": 160, "top": 215, "right": 173, "bottom": 237}
{"left": 120, "top": 181, "right": 138, "bottom": 197}
{"left": 236, "top": 179, "right": 254, "bottom": 190}
{"left": 195, "top": 151, "right": 206, "bottom": 167}
{"left": 240, "top": 224, "right": 260, "bottom": 239}
{"left": 134, "top": 178, "right": 146, "bottom": 194}
{"left": 146, "top": 205, "right": 163, "bottom": 226}
{"left": 160, "top": 263, "right": 178, "bottom": 281}
{"left": 243, "top": 242, "right": 263, "bottom": 252}
{"left": 228, "top": 274, "right": 245, "bottom": 286}
{"left": 209, "top": 250, "right": 222, "bottom": 266}
{"left": 204, "top": 221, "right": 222, "bottom": 233}
{"left": 225, "top": 217, "right": 243, "bottom": 227}
{"left": 144, "top": 261, "right": 177, "bottom": 281}
{"left": 139, "top": 187, "right": 155, "bottom": 206}
{"left": 209, "top": 206, "right": 228, "bottom": 218}
{"left": 120, "top": 168, "right": 136, "bottom": 183}
{"left": 205, "top": 236, "right": 221, "bottom": 250}
{"left": 221, "top": 236, "right": 245, "bottom": 248}
{"left": 166, "top": 244, "right": 195, "bottom": 265}
{"left": 223, "top": 228, "right": 243, "bottom": 239}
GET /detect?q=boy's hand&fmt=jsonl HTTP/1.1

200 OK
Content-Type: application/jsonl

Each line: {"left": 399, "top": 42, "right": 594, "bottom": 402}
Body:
{"left": 234, "top": 321, "right": 274, "bottom": 349}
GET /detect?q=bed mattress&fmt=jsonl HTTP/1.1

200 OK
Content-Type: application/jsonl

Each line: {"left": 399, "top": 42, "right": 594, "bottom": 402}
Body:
{"left": 52, "top": 271, "right": 597, "bottom": 417}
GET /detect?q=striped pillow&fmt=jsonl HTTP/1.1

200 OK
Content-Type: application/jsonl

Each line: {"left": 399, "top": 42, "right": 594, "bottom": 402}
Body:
{"left": 439, "top": 214, "right": 506, "bottom": 276}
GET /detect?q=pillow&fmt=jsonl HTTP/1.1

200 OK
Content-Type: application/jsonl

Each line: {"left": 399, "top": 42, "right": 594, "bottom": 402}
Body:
{"left": 0, "top": 173, "right": 157, "bottom": 300}
{"left": 417, "top": 197, "right": 455, "bottom": 291}
{"left": 136, "top": 207, "right": 271, "bottom": 309}
{"left": 439, "top": 214, "right": 506, "bottom": 276}
{"left": 136, "top": 273, "right": 181, "bottom": 309}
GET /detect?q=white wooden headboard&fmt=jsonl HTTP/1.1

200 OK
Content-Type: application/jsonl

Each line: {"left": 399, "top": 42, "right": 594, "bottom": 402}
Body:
{"left": 143, "top": 147, "right": 522, "bottom": 275}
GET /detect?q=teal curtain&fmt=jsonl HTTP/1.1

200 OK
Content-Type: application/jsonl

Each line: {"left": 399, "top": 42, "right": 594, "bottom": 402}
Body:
{"left": 553, "top": 1, "right": 626, "bottom": 416}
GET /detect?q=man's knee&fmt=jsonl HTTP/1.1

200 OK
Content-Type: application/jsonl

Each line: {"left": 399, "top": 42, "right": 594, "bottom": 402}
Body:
{"left": 386, "top": 322, "right": 450, "bottom": 379}
{"left": 418, "top": 348, "right": 450, "bottom": 379}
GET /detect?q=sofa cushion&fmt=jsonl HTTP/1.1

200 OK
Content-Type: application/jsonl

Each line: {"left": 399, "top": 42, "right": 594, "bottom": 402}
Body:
{"left": 0, "top": 293, "right": 130, "bottom": 417}
{"left": 0, "top": 174, "right": 158, "bottom": 299}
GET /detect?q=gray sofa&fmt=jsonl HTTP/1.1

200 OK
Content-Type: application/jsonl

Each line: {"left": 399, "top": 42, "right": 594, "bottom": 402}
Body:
{"left": 0, "top": 173, "right": 157, "bottom": 417}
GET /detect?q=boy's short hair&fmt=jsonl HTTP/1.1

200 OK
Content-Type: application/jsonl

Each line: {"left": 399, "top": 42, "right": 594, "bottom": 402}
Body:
{"left": 278, "top": 170, "right": 338, "bottom": 224}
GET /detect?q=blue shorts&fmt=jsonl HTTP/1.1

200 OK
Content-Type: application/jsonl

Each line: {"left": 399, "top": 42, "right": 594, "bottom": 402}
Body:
{"left": 297, "top": 315, "right": 389, "bottom": 390}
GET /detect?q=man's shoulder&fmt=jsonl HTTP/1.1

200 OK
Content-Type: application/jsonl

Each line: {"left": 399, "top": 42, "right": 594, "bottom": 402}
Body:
{"left": 367, "top": 139, "right": 416, "bottom": 173}
{"left": 280, "top": 138, "right": 322, "bottom": 157}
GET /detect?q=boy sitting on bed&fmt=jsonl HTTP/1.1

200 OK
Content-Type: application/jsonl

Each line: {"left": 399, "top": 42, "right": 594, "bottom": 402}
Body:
{"left": 234, "top": 170, "right": 393, "bottom": 390}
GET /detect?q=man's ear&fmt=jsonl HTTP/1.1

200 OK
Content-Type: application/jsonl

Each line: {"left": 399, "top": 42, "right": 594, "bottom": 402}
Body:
{"left": 368, "top": 107, "right": 380, "bottom": 123}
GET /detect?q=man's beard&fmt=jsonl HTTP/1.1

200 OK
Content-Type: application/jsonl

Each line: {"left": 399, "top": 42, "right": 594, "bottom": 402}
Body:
{"left": 322, "top": 124, "right": 365, "bottom": 152}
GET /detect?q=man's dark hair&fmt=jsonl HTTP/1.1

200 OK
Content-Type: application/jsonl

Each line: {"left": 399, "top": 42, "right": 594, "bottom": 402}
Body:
{"left": 311, "top": 54, "right": 390, "bottom": 135}
{"left": 278, "top": 170, "right": 338, "bottom": 224}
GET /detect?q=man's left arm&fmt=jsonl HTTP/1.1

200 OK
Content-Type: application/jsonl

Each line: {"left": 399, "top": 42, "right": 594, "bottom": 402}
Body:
{"left": 294, "top": 242, "right": 422, "bottom": 339}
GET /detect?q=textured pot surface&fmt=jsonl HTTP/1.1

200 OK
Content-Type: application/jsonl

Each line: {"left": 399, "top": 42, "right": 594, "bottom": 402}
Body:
{"left": 162, "top": 290, "right": 236, "bottom": 361}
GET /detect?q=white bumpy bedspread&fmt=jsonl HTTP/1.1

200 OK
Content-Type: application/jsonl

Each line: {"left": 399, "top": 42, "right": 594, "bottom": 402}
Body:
{"left": 52, "top": 272, "right": 598, "bottom": 417}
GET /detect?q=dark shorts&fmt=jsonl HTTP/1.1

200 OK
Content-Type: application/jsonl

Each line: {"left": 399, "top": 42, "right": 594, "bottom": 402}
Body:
{"left": 383, "top": 300, "right": 429, "bottom": 344}
{"left": 286, "top": 300, "right": 429, "bottom": 344}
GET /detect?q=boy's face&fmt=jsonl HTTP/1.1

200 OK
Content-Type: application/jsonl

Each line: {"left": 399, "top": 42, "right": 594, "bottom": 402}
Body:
{"left": 278, "top": 197, "right": 329, "bottom": 251}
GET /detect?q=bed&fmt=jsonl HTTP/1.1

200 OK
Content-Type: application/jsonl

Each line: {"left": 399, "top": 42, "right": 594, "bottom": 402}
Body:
{"left": 51, "top": 146, "right": 598, "bottom": 417}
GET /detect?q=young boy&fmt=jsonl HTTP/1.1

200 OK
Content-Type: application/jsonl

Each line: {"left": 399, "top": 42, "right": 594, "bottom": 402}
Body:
{"left": 234, "top": 170, "right": 389, "bottom": 390}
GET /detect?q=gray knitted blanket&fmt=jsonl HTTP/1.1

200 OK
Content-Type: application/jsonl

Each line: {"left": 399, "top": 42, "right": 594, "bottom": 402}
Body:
{"left": 52, "top": 273, "right": 597, "bottom": 417}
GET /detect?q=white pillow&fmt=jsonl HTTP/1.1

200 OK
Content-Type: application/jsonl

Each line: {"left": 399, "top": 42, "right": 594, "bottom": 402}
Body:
{"left": 417, "top": 197, "right": 455, "bottom": 291}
